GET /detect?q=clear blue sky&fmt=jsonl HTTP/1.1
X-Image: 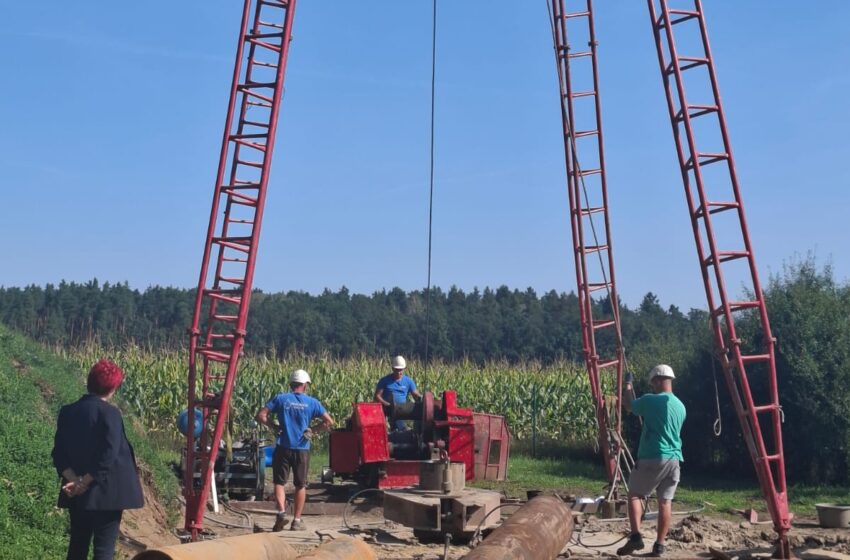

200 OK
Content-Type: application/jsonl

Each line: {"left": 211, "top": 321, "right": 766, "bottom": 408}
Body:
{"left": 1, "top": 2, "right": 847, "bottom": 310}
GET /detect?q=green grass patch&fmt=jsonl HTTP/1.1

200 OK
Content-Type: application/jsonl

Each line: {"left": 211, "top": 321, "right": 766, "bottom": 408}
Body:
{"left": 474, "top": 451, "right": 850, "bottom": 518}
{"left": 0, "top": 325, "right": 179, "bottom": 559}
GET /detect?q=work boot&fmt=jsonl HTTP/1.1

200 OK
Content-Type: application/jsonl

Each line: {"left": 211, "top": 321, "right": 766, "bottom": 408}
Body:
{"left": 649, "top": 541, "right": 666, "bottom": 557}
{"left": 272, "top": 514, "right": 287, "bottom": 532}
{"left": 290, "top": 519, "right": 306, "bottom": 531}
{"left": 616, "top": 533, "right": 645, "bottom": 556}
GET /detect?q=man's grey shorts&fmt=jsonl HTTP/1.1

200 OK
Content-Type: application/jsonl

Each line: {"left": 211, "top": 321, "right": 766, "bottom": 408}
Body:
{"left": 628, "top": 459, "right": 680, "bottom": 500}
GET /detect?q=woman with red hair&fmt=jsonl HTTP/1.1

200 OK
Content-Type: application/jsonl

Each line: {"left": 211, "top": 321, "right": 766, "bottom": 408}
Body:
{"left": 52, "top": 359, "right": 144, "bottom": 560}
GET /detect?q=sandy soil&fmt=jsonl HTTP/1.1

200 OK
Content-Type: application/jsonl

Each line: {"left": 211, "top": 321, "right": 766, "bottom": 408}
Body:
{"left": 119, "top": 479, "right": 850, "bottom": 560}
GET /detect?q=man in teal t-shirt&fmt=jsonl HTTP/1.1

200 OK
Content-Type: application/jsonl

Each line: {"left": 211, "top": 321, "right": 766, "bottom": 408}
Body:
{"left": 617, "top": 364, "right": 686, "bottom": 558}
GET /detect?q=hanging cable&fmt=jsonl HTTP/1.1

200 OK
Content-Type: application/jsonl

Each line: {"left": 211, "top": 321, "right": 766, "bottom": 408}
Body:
{"left": 423, "top": 0, "right": 438, "bottom": 392}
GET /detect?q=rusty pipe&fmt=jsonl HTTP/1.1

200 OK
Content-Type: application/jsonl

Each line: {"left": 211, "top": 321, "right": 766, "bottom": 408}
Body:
{"left": 463, "top": 495, "right": 574, "bottom": 560}
{"left": 132, "top": 533, "right": 298, "bottom": 560}
{"left": 296, "top": 535, "right": 377, "bottom": 559}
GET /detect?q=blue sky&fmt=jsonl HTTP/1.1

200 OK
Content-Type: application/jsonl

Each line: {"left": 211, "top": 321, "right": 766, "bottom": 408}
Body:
{"left": 1, "top": 2, "right": 847, "bottom": 310}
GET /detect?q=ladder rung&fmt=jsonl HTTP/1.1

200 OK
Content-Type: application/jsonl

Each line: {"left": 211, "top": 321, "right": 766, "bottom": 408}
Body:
{"left": 704, "top": 250, "right": 749, "bottom": 266}
{"left": 688, "top": 104, "right": 719, "bottom": 118}
{"left": 212, "top": 314, "right": 239, "bottom": 322}
{"left": 235, "top": 159, "right": 264, "bottom": 169}
{"left": 206, "top": 291, "right": 242, "bottom": 305}
{"left": 222, "top": 189, "right": 258, "bottom": 206}
{"left": 232, "top": 138, "right": 267, "bottom": 152}
{"left": 584, "top": 244, "right": 609, "bottom": 254}
{"left": 570, "top": 90, "right": 597, "bottom": 99}
{"left": 230, "top": 132, "right": 269, "bottom": 140}
{"left": 197, "top": 348, "right": 231, "bottom": 363}
{"left": 209, "top": 333, "right": 236, "bottom": 340}
{"left": 213, "top": 237, "right": 252, "bottom": 254}
{"left": 580, "top": 206, "right": 605, "bottom": 216}
{"left": 753, "top": 404, "right": 779, "bottom": 414}
{"left": 741, "top": 354, "right": 770, "bottom": 365}
{"left": 668, "top": 9, "right": 700, "bottom": 25}
{"left": 258, "top": 20, "right": 285, "bottom": 30}
{"left": 592, "top": 319, "right": 616, "bottom": 331}
{"left": 679, "top": 56, "right": 710, "bottom": 71}
{"left": 252, "top": 60, "right": 279, "bottom": 69}
{"left": 259, "top": 0, "right": 289, "bottom": 7}
{"left": 574, "top": 129, "right": 599, "bottom": 139}
{"left": 245, "top": 37, "right": 282, "bottom": 54}
{"left": 243, "top": 119, "right": 271, "bottom": 128}
{"left": 597, "top": 359, "right": 619, "bottom": 370}
{"left": 245, "top": 32, "right": 283, "bottom": 41}
{"left": 572, "top": 168, "right": 601, "bottom": 177}
{"left": 567, "top": 51, "right": 592, "bottom": 59}
{"left": 246, "top": 100, "right": 273, "bottom": 108}
{"left": 221, "top": 182, "right": 260, "bottom": 190}
{"left": 238, "top": 86, "right": 274, "bottom": 104}
{"left": 761, "top": 454, "right": 781, "bottom": 462}
{"left": 226, "top": 218, "right": 255, "bottom": 225}
{"left": 587, "top": 282, "right": 610, "bottom": 293}
{"left": 564, "top": 11, "right": 590, "bottom": 19}
{"left": 218, "top": 277, "right": 245, "bottom": 286}
{"left": 711, "top": 300, "right": 760, "bottom": 317}
{"left": 696, "top": 201, "right": 739, "bottom": 217}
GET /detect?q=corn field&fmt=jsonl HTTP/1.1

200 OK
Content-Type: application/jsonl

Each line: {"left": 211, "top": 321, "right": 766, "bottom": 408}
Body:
{"left": 60, "top": 346, "right": 598, "bottom": 443}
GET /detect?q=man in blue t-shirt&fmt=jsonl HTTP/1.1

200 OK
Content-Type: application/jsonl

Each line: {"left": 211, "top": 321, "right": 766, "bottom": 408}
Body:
{"left": 374, "top": 355, "right": 421, "bottom": 431}
{"left": 256, "top": 369, "right": 333, "bottom": 532}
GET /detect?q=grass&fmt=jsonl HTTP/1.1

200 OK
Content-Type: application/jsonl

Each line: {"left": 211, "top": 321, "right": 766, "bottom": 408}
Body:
{"left": 0, "top": 325, "right": 179, "bottom": 559}
{"left": 474, "top": 450, "right": 850, "bottom": 519}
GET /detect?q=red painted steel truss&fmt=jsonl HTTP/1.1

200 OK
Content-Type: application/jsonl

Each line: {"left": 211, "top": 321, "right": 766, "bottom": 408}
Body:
{"left": 183, "top": 0, "right": 298, "bottom": 539}
{"left": 645, "top": 0, "right": 791, "bottom": 553}
{"left": 550, "top": 0, "right": 628, "bottom": 493}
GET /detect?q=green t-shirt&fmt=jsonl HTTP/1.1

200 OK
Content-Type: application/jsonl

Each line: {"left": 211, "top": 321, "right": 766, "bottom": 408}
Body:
{"left": 631, "top": 392, "right": 686, "bottom": 461}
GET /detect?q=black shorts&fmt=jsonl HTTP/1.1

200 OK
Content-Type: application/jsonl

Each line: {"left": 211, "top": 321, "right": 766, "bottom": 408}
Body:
{"left": 272, "top": 447, "right": 310, "bottom": 488}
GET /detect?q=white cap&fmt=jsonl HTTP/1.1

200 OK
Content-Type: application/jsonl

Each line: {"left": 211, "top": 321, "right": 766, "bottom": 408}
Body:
{"left": 391, "top": 356, "right": 406, "bottom": 370}
{"left": 290, "top": 369, "right": 311, "bottom": 385}
{"left": 649, "top": 364, "right": 675, "bottom": 380}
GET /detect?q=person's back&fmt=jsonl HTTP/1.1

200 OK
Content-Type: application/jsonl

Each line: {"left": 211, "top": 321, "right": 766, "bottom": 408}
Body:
{"left": 269, "top": 392, "right": 325, "bottom": 450}
{"left": 633, "top": 392, "right": 686, "bottom": 461}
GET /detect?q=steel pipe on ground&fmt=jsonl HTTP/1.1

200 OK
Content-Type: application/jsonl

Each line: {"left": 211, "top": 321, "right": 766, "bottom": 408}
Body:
{"left": 132, "top": 533, "right": 297, "bottom": 560}
{"left": 296, "top": 535, "right": 377, "bottom": 559}
{"left": 463, "top": 495, "right": 574, "bottom": 560}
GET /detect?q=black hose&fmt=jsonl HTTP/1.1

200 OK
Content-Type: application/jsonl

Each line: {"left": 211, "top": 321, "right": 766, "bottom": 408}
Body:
{"left": 342, "top": 487, "right": 384, "bottom": 532}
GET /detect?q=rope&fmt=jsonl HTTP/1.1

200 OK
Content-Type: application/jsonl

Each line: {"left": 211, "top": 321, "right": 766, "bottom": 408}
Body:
{"left": 423, "top": 0, "right": 438, "bottom": 392}
{"left": 710, "top": 354, "right": 722, "bottom": 436}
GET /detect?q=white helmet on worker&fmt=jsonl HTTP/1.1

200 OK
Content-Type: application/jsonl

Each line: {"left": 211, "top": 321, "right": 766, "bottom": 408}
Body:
{"left": 290, "top": 369, "right": 311, "bottom": 385}
{"left": 391, "top": 356, "right": 406, "bottom": 370}
{"left": 649, "top": 364, "right": 675, "bottom": 380}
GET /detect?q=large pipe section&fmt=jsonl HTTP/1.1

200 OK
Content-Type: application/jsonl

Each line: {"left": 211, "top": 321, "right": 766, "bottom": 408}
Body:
{"left": 463, "top": 495, "right": 574, "bottom": 560}
{"left": 133, "top": 533, "right": 376, "bottom": 560}
{"left": 296, "top": 535, "right": 377, "bottom": 559}
{"left": 132, "top": 533, "right": 297, "bottom": 560}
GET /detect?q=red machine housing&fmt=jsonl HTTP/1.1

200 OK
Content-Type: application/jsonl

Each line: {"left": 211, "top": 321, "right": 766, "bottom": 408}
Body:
{"left": 329, "top": 390, "right": 509, "bottom": 489}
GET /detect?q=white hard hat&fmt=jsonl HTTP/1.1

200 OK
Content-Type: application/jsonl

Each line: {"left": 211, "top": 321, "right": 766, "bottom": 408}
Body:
{"left": 290, "top": 369, "right": 311, "bottom": 384}
{"left": 391, "top": 356, "right": 406, "bottom": 370}
{"left": 649, "top": 364, "right": 675, "bottom": 380}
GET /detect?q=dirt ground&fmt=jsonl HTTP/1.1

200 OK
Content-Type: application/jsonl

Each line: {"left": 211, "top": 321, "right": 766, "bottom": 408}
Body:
{"left": 118, "top": 478, "right": 850, "bottom": 559}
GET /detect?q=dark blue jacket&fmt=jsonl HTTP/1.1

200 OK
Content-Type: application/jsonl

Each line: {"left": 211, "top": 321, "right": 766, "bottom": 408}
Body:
{"left": 52, "top": 394, "right": 144, "bottom": 511}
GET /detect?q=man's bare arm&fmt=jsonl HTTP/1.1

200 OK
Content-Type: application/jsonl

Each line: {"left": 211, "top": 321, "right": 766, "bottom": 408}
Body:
{"left": 374, "top": 389, "right": 390, "bottom": 406}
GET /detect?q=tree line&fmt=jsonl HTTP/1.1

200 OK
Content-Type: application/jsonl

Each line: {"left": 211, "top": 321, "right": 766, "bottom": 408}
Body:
{"left": 1, "top": 257, "right": 848, "bottom": 484}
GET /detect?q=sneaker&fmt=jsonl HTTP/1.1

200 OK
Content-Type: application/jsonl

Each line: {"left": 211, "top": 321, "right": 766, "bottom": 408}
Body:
{"left": 649, "top": 541, "right": 666, "bottom": 557}
{"left": 272, "top": 514, "right": 287, "bottom": 532}
{"left": 616, "top": 533, "right": 645, "bottom": 556}
{"left": 290, "top": 519, "right": 306, "bottom": 531}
